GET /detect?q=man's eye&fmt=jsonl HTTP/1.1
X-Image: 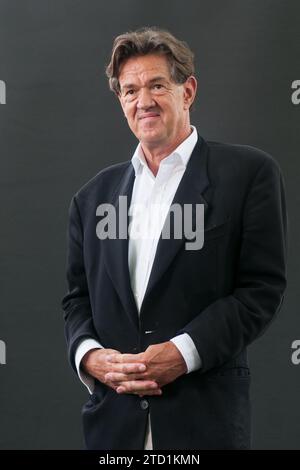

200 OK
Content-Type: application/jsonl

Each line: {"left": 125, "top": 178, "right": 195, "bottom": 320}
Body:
{"left": 125, "top": 90, "right": 135, "bottom": 96}
{"left": 153, "top": 84, "right": 163, "bottom": 89}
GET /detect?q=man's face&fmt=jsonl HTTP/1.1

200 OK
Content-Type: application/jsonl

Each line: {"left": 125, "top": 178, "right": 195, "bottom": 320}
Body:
{"left": 118, "top": 54, "right": 195, "bottom": 148}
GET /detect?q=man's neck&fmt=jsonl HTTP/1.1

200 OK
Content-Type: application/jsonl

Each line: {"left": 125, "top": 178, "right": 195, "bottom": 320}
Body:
{"left": 141, "top": 126, "right": 193, "bottom": 176}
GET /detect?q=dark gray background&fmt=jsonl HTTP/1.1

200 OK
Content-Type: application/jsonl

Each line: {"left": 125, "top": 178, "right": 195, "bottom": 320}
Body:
{"left": 0, "top": 0, "right": 299, "bottom": 449}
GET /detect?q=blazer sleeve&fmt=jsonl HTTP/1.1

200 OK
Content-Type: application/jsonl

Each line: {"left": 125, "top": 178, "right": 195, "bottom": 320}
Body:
{"left": 178, "top": 156, "right": 288, "bottom": 372}
{"left": 61, "top": 196, "right": 99, "bottom": 373}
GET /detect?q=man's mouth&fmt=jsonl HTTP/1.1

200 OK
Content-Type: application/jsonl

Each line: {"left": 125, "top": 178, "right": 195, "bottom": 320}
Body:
{"left": 138, "top": 113, "right": 160, "bottom": 120}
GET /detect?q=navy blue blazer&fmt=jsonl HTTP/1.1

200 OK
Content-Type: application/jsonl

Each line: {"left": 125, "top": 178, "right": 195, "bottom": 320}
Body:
{"left": 62, "top": 136, "right": 287, "bottom": 449}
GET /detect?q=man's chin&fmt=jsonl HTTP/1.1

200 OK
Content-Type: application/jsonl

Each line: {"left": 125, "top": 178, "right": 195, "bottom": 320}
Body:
{"left": 139, "top": 130, "right": 166, "bottom": 145}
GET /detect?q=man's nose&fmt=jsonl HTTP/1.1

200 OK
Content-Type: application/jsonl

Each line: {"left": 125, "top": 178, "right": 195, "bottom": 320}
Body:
{"left": 136, "top": 87, "right": 155, "bottom": 109}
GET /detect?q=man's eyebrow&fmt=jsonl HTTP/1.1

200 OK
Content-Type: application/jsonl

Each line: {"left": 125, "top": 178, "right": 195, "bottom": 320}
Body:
{"left": 120, "top": 76, "right": 169, "bottom": 90}
{"left": 148, "top": 76, "right": 168, "bottom": 84}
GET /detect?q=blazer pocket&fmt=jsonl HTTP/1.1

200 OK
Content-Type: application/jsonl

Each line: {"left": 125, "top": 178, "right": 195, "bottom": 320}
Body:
{"left": 204, "top": 217, "right": 230, "bottom": 242}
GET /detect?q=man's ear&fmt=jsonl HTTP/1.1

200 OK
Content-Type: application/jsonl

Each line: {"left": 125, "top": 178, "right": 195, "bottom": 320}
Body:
{"left": 183, "top": 76, "right": 197, "bottom": 110}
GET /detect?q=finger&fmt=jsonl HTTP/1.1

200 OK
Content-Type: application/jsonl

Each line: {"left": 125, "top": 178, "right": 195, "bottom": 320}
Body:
{"left": 116, "top": 381, "right": 158, "bottom": 393}
{"left": 107, "top": 362, "right": 146, "bottom": 374}
{"left": 107, "top": 353, "right": 143, "bottom": 363}
{"left": 105, "top": 372, "right": 146, "bottom": 383}
{"left": 106, "top": 381, "right": 122, "bottom": 391}
{"left": 137, "top": 389, "right": 162, "bottom": 396}
{"left": 121, "top": 387, "right": 162, "bottom": 396}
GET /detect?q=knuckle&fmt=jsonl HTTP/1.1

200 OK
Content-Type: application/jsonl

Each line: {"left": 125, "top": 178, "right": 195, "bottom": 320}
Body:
{"left": 143, "top": 357, "right": 150, "bottom": 366}
{"left": 126, "top": 382, "right": 132, "bottom": 392}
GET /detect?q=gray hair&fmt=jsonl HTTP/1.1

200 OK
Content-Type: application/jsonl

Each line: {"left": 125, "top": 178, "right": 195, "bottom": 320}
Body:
{"left": 105, "top": 26, "right": 195, "bottom": 95}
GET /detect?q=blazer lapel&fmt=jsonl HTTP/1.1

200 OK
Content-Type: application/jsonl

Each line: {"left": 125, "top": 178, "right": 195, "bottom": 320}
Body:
{"left": 141, "top": 137, "right": 211, "bottom": 308}
{"left": 102, "top": 164, "right": 140, "bottom": 332}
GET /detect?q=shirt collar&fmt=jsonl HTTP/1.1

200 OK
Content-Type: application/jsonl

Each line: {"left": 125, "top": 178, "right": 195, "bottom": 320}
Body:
{"left": 131, "top": 125, "right": 198, "bottom": 176}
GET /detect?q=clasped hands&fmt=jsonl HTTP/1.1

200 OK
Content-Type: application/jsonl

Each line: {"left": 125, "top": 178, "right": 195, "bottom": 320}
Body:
{"left": 82, "top": 341, "right": 187, "bottom": 397}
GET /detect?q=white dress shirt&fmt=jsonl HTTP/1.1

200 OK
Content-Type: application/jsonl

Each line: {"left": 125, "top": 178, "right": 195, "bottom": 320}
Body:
{"left": 75, "top": 125, "right": 202, "bottom": 449}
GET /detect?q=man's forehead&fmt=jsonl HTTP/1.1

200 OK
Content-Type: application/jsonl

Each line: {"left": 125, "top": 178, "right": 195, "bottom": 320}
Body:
{"left": 118, "top": 55, "right": 171, "bottom": 83}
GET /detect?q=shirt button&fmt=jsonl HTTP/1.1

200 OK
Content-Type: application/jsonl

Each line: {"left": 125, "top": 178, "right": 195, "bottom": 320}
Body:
{"left": 140, "top": 399, "right": 149, "bottom": 410}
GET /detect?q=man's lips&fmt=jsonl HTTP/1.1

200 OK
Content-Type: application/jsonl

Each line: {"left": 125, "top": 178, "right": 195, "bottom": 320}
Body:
{"left": 138, "top": 113, "right": 160, "bottom": 120}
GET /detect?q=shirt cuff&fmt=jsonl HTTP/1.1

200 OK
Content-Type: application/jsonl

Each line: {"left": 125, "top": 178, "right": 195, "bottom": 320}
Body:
{"left": 170, "top": 333, "right": 202, "bottom": 373}
{"left": 75, "top": 338, "right": 103, "bottom": 394}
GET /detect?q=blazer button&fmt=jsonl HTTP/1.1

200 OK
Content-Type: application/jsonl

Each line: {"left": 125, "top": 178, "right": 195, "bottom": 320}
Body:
{"left": 140, "top": 399, "right": 149, "bottom": 410}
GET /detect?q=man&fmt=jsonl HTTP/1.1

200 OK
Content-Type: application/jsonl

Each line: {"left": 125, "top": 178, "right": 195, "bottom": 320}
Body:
{"left": 62, "top": 27, "right": 287, "bottom": 450}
